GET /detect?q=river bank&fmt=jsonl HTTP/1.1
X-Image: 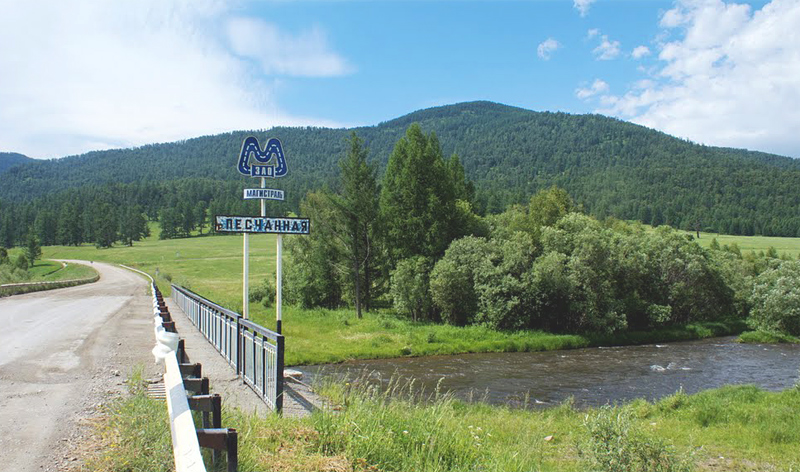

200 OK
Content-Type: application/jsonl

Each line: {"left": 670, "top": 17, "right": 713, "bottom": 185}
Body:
{"left": 94, "top": 370, "right": 800, "bottom": 471}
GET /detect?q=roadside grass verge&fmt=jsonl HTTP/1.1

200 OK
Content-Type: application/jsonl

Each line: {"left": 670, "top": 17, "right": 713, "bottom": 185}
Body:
{"left": 85, "top": 367, "right": 172, "bottom": 472}
{"left": 0, "top": 261, "right": 99, "bottom": 297}
{"left": 1, "top": 259, "right": 97, "bottom": 284}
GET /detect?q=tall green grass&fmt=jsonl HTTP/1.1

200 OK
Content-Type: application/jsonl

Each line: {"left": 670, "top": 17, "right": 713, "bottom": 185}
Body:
{"left": 85, "top": 367, "right": 173, "bottom": 471}
{"left": 93, "top": 373, "right": 800, "bottom": 471}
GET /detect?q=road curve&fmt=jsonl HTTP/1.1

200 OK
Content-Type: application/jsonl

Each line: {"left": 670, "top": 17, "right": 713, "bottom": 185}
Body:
{"left": 0, "top": 261, "right": 157, "bottom": 472}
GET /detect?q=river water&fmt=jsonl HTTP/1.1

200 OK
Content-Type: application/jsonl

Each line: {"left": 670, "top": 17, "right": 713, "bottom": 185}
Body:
{"left": 299, "top": 337, "right": 800, "bottom": 408}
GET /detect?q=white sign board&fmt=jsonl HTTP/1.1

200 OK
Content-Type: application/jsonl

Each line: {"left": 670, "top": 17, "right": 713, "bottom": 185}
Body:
{"left": 243, "top": 188, "right": 285, "bottom": 201}
{"left": 215, "top": 215, "right": 309, "bottom": 235}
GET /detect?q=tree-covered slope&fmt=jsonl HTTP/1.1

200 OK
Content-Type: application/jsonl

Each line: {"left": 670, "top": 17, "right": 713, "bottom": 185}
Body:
{"left": 0, "top": 152, "right": 34, "bottom": 175}
{"left": 2, "top": 101, "right": 800, "bottom": 236}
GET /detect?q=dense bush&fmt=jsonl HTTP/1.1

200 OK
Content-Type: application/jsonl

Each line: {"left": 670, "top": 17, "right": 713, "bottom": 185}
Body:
{"left": 432, "top": 212, "right": 739, "bottom": 334}
{"left": 429, "top": 236, "right": 492, "bottom": 325}
{"left": 249, "top": 278, "right": 276, "bottom": 308}
{"left": 582, "top": 406, "right": 694, "bottom": 472}
{"left": 14, "top": 254, "right": 28, "bottom": 271}
{"left": 284, "top": 233, "right": 343, "bottom": 309}
{"left": 390, "top": 256, "right": 433, "bottom": 321}
{"left": 473, "top": 232, "right": 539, "bottom": 330}
{"left": 748, "top": 260, "right": 800, "bottom": 335}
{"left": 0, "top": 263, "right": 29, "bottom": 284}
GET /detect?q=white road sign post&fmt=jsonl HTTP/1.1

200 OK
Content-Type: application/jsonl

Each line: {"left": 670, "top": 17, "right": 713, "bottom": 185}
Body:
{"left": 227, "top": 136, "right": 307, "bottom": 334}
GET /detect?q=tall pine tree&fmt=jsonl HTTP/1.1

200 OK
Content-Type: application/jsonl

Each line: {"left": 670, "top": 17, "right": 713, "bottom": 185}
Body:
{"left": 334, "top": 132, "right": 380, "bottom": 317}
{"left": 380, "top": 123, "right": 463, "bottom": 264}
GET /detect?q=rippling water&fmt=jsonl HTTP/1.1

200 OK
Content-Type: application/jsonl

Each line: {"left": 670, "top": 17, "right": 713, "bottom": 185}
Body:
{"left": 299, "top": 337, "right": 800, "bottom": 408}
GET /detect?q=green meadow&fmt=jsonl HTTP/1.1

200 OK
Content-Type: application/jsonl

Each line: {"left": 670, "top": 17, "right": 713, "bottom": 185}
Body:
{"left": 689, "top": 230, "right": 800, "bottom": 259}
{"left": 2, "top": 252, "right": 97, "bottom": 285}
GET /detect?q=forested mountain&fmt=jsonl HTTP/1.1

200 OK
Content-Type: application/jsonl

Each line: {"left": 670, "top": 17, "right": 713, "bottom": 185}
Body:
{"left": 0, "top": 152, "right": 34, "bottom": 174}
{"left": 2, "top": 101, "right": 800, "bottom": 244}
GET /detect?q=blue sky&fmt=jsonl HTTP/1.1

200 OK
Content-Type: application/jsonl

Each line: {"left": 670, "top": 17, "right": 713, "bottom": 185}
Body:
{"left": 1, "top": 0, "right": 797, "bottom": 159}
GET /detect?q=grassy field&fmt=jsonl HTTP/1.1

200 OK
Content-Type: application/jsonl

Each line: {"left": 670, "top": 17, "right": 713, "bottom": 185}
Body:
{"left": 2, "top": 255, "right": 97, "bottom": 284}
{"left": 687, "top": 230, "right": 800, "bottom": 259}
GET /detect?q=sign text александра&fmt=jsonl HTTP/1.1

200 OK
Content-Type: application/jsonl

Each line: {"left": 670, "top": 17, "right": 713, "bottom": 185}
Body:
{"left": 214, "top": 216, "right": 309, "bottom": 235}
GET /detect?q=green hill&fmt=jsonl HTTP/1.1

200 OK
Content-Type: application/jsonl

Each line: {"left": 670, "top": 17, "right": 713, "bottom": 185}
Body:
{"left": 0, "top": 152, "right": 34, "bottom": 175}
{"left": 1, "top": 101, "right": 800, "bottom": 239}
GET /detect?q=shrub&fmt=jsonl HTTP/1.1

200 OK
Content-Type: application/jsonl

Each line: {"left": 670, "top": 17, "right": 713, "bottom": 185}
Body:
{"left": 748, "top": 260, "right": 800, "bottom": 335}
{"left": 429, "top": 236, "right": 492, "bottom": 325}
{"left": 14, "top": 254, "right": 28, "bottom": 271}
{"left": 390, "top": 256, "right": 433, "bottom": 321}
{"left": 249, "top": 278, "right": 276, "bottom": 307}
{"left": 581, "top": 406, "right": 694, "bottom": 472}
{"left": 473, "top": 232, "right": 538, "bottom": 330}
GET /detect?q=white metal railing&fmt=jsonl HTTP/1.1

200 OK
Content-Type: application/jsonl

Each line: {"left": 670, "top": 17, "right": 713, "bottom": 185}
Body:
{"left": 171, "top": 284, "right": 284, "bottom": 412}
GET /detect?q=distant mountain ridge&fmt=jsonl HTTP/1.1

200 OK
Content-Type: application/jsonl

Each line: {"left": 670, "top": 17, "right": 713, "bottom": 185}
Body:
{"left": 0, "top": 152, "right": 34, "bottom": 174}
{"left": 1, "top": 101, "right": 800, "bottom": 236}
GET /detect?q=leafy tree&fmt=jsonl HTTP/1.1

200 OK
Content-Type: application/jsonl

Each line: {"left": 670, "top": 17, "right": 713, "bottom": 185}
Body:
{"left": 159, "top": 207, "right": 181, "bottom": 240}
{"left": 25, "top": 233, "right": 42, "bottom": 265}
{"left": 430, "top": 236, "right": 492, "bottom": 325}
{"left": 473, "top": 232, "right": 539, "bottom": 330}
{"left": 0, "top": 246, "right": 8, "bottom": 265}
{"left": 390, "top": 256, "right": 433, "bottom": 322}
{"left": 748, "top": 260, "right": 800, "bottom": 335}
{"left": 57, "top": 201, "right": 83, "bottom": 246}
{"left": 34, "top": 210, "right": 57, "bottom": 246}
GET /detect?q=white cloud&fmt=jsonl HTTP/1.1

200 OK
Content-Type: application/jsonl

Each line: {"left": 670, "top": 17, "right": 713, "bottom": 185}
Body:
{"left": 0, "top": 1, "right": 348, "bottom": 158}
{"left": 599, "top": 0, "right": 800, "bottom": 158}
{"left": 574, "top": 0, "right": 597, "bottom": 17}
{"left": 537, "top": 38, "right": 562, "bottom": 60}
{"left": 632, "top": 45, "right": 651, "bottom": 59}
{"left": 591, "top": 31, "right": 621, "bottom": 60}
{"left": 576, "top": 79, "right": 610, "bottom": 100}
{"left": 226, "top": 18, "right": 352, "bottom": 77}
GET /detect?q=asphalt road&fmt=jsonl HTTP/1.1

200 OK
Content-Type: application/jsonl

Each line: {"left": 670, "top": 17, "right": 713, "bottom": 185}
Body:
{"left": 0, "top": 261, "right": 157, "bottom": 472}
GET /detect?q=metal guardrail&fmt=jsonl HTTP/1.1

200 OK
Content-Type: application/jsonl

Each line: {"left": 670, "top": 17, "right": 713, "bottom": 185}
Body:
{"left": 171, "top": 284, "right": 284, "bottom": 413}
{"left": 153, "top": 283, "right": 238, "bottom": 472}
{"left": 151, "top": 283, "right": 206, "bottom": 472}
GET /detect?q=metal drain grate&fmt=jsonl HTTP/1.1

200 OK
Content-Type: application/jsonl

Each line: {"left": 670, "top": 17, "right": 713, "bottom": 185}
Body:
{"left": 147, "top": 381, "right": 166, "bottom": 399}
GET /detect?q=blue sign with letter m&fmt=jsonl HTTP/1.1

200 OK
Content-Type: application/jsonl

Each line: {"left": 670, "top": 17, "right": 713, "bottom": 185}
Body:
{"left": 237, "top": 137, "right": 288, "bottom": 178}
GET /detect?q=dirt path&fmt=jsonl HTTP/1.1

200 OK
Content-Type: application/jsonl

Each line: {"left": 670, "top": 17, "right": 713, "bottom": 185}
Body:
{"left": 0, "top": 261, "right": 157, "bottom": 472}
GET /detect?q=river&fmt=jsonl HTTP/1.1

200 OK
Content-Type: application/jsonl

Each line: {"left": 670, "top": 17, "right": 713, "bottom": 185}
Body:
{"left": 299, "top": 337, "right": 800, "bottom": 408}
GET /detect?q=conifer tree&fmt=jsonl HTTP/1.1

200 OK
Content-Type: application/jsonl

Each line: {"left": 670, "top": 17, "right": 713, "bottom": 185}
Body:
{"left": 25, "top": 233, "right": 41, "bottom": 266}
{"left": 380, "top": 123, "right": 459, "bottom": 264}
